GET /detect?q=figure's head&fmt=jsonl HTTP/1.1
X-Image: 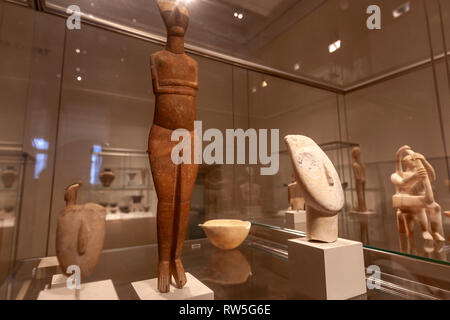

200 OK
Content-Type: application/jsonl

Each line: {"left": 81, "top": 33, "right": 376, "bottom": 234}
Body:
{"left": 352, "top": 147, "right": 361, "bottom": 160}
{"left": 402, "top": 155, "right": 416, "bottom": 171}
{"left": 156, "top": 0, "right": 189, "bottom": 37}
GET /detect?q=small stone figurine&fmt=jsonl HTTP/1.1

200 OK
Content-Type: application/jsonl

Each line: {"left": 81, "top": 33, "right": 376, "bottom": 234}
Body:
{"left": 284, "top": 135, "right": 344, "bottom": 243}
{"left": 56, "top": 183, "right": 106, "bottom": 279}
{"left": 148, "top": 0, "right": 199, "bottom": 293}
{"left": 350, "top": 147, "right": 375, "bottom": 215}
{"left": 391, "top": 146, "right": 445, "bottom": 241}
{"left": 288, "top": 176, "right": 305, "bottom": 211}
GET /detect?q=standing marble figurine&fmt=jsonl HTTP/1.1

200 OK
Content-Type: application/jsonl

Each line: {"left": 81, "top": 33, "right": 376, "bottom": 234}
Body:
{"left": 288, "top": 176, "right": 305, "bottom": 211}
{"left": 148, "top": 0, "right": 199, "bottom": 293}
{"left": 351, "top": 147, "right": 369, "bottom": 213}
{"left": 391, "top": 146, "right": 445, "bottom": 241}
{"left": 284, "top": 135, "right": 344, "bottom": 243}
{"left": 56, "top": 183, "right": 106, "bottom": 279}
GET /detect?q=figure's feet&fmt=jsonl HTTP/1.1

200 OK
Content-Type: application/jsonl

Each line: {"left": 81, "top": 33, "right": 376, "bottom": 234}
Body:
{"left": 421, "top": 231, "right": 433, "bottom": 241}
{"left": 420, "top": 231, "right": 433, "bottom": 241}
{"left": 171, "top": 259, "right": 187, "bottom": 289}
{"left": 158, "top": 261, "right": 171, "bottom": 293}
{"left": 432, "top": 232, "right": 445, "bottom": 242}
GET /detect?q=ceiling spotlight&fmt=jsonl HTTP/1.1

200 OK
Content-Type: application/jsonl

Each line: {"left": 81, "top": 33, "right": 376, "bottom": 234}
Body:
{"left": 294, "top": 63, "right": 301, "bottom": 71}
{"left": 252, "top": 87, "right": 257, "bottom": 93}
{"left": 261, "top": 81, "right": 268, "bottom": 88}
{"left": 328, "top": 40, "right": 341, "bottom": 53}
{"left": 76, "top": 67, "right": 81, "bottom": 72}
{"left": 393, "top": 2, "right": 411, "bottom": 19}
{"left": 75, "top": 48, "right": 81, "bottom": 54}
{"left": 77, "top": 76, "right": 82, "bottom": 81}
{"left": 234, "top": 12, "right": 244, "bottom": 20}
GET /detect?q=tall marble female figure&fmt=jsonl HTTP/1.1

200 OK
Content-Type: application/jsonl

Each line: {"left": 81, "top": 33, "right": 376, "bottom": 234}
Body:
{"left": 148, "top": 0, "right": 199, "bottom": 293}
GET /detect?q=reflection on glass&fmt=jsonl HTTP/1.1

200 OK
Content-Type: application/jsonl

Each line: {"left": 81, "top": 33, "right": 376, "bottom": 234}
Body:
{"left": 202, "top": 249, "right": 252, "bottom": 285}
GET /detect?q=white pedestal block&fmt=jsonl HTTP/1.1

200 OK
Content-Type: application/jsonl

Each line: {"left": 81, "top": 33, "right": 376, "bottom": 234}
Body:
{"left": 285, "top": 210, "right": 306, "bottom": 230}
{"left": 35, "top": 256, "right": 61, "bottom": 279}
{"left": 51, "top": 274, "right": 68, "bottom": 289}
{"left": 38, "top": 279, "right": 119, "bottom": 300}
{"left": 132, "top": 273, "right": 214, "bottom": 300}
{"left": 37, "top": 256, "right": 59, "bottom": 269}
{"left": 288, "top": 238, "right": 366, "bottom": 300}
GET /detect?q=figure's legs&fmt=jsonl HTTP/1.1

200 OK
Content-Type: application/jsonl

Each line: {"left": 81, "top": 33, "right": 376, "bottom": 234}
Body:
{"left": 397, "top": 209, "right": 407, "bottom": 234}
{"left": 427, "top": 203, "right": 445, "bottom": 241}
{"left": 156, "top": 201, "right": 175, "bottom": 292}
{"left": 170, "top": 132, "right": 199, "bottom": 289}
{"left": 414, "top": 209, "right": 433, "bottom": 241}
{"left": 403, "top": 212, "right": 415, "bottom": 239}
{"left": 361, "top": 181, "right": 367, "bottom": 212}
{"left": 149, "top": 125, "right": 178, "bottom": 293}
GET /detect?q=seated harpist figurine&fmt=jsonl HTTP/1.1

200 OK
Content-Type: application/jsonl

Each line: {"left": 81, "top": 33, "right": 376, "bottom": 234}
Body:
{"left": 391, "top": 146, "right": 445, "bottom": 241}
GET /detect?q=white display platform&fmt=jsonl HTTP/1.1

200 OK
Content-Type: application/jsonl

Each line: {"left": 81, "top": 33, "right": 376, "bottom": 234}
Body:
{"left": 51, "top": 273, "right": 68, "bottom": 289}
{"left": 106, "top": 211, "right": 154, "bottom": 221}
{"left": 288, "top": 238, "right": 367, "bottom": 300}
{"left": 37, "top": 256, "right": 59, "bottom": 269}
{"left": 132, "top": 273, "right": 214, "bottom": 300}
{"left": 35, "top": 256, "right": 61, "bottom": 279}
{"left": 349, "top": 210, "right": 376, "bottom": 217}
{"left": 38, "top": 279, "right": 119, "bottom": 300}
{"left": 285, "top": 210, "right": 306, "bottom": 230}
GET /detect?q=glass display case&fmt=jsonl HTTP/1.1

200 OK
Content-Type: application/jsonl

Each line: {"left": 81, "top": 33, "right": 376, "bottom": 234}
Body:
{"left": 0, "top": 142, "right": 32, "bottom": 286}
{"left": 0, "top": 0, "right": 449, "bottom": 300}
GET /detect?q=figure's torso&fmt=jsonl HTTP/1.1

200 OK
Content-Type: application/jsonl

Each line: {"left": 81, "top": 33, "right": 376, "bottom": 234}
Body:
{"left": 398, "top": 171, "right": 425, "bottom": 195}
{"left": 151, "top": 51, "right": 199, "bottom": 131}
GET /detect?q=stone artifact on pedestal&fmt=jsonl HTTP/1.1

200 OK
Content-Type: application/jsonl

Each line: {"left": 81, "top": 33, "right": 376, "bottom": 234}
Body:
{"left": 284, "top": 135, "right": 344, "bottom": 243}
{"left": 391, "top": 145, "right": 445, "bottom": 241}
{"left": 285, "top": 175, "right": 306, "bottom": 230}
{"left": 56, "top": 183, "right": 106, "bottom": 279}
{"left": 288, "top": 176, "right": 305, "bottom": 211}
{"left": 1, "top": 166, "right": 18, "bottom": 189}
{"left": 284, "top": 135, "right": 366, "bottom": 300}
{"left": 350, "top": 147, "right": 375, "bottom": 215}
{"left": 147, "top": 0, "right": 199, "bottom": 293}
{"left": 99, "top": 168, "right": 115, "bottom": 188}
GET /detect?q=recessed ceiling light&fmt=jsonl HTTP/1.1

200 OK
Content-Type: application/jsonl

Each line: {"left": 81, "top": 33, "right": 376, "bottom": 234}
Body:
{"left": 261, "top": 81, "right": 268, "bottom": 88}
{"left": 234, "top": 12, "right": 244, "bottom": 20}
{"left": 75, "top": 48, "right": 81, "bottom": 54}
{"left": 76, "top": 67, "right": 81, "bottom": 72}
{"left": 77, "top": 76, "right": 82, "bottom": 81}
{"left": 328, "top": 40, "right": 341, "bottom": 53}
{"left": 294, "top": 63, "right": 301, "bottom": 71}
{"left": 252, "top": 87, "right": 257, "bottom": 93}
{"left": 393, "top": 2, "right": 411, "bottom": 19}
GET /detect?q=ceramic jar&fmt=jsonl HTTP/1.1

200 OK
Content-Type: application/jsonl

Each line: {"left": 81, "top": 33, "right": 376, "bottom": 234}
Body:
{"left": 99, "top": 168, "right": 115, "bottom": 187}
{"left": 1, "top": 167, "right": 18, "bottom": 189}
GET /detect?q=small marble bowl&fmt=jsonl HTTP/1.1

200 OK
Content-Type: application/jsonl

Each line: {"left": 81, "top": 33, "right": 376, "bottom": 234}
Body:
{"left": 199, "top": 219, "right": 251, "bottom": 250}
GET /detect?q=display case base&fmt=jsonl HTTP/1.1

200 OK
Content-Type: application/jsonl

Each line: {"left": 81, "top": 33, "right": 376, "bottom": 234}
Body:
{"left": 285, "top": 210, "right": 306, "bottom": 230}
{"left": 288, "top": 238, "right": 366, "bottom": 300}
{"left": 131, "top": 273, "right": 214, "bottom": 300}
{"left": 37, "top": 279, "right": 119, "bottom": 300}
